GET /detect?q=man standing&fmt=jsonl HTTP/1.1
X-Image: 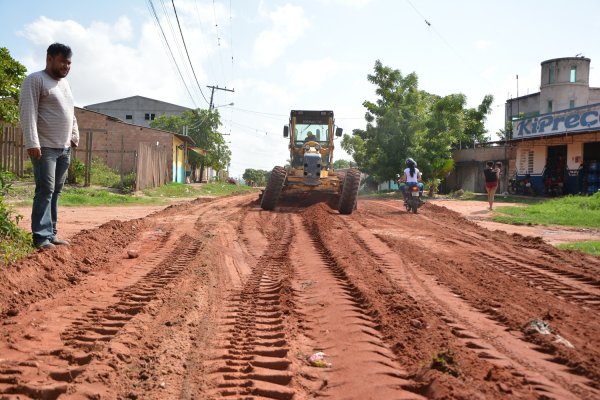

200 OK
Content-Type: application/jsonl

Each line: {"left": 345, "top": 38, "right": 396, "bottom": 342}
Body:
{"left": 19, "top": 43, "right": 79, "bottom": 249}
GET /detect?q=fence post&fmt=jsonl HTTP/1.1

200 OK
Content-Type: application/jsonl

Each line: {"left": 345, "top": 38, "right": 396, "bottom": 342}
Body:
{"left": 84, "top": 131, "right": 93, "bottom": 186}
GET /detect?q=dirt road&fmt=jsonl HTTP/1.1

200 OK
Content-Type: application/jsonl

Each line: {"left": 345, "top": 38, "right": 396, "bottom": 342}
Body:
{"left": 2, "top": 194, "right": 600, "bottom": 399}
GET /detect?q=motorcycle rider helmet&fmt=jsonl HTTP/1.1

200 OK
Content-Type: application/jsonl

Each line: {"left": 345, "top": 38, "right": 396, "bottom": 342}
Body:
{"left": 406, "top": 158, "right": 416, "bottom": 167}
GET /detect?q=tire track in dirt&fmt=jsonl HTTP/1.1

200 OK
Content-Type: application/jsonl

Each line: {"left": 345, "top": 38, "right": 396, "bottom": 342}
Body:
{"left": 352, "top": 200, "right": 600, "bottom": 398}
{"left": 205, "top": 212, "right": 296, "bottom": 399}
{"left": 472, "top": 252, "right": 600, "bottom": 311}
{"left": 290, "top": 212, "right": 424, "bottom": 399}
{"left": 0, "top": 196, "right": 249, "bottom": 399}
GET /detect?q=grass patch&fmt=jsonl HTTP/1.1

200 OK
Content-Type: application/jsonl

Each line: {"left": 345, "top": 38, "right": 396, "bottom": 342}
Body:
{"left": 60, "top": 187, "right": 164, "bottom": 206}
{"left": 142, "top": 182, "right": 202, "bottom": 198}
{"left": 458, "top": 191, "right": 544, "bottom": 205}
{"left": 143, "top": 182, "right": 256, "bottom": 198}
{"left": 195, "top": 182, "right": 256, "bottom": 197}
{"left": 493, "top": 193, "right": 600, "bottom": 229}
{"left": 556, "top": 241, "right": 600, "bottom": 256}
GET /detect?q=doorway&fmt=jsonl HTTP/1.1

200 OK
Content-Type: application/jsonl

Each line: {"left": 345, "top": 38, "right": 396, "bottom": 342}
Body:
{"left": 543, "top": 145, "right": 567, "bottom": 195}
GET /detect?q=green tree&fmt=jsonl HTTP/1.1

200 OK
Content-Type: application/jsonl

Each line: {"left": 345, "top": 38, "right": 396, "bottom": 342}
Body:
{"left": 151, "top": 108, "right": 231, "bottom": 181}
{"left": 342, "top": 60, "right": 493, "bottom": 185}
{"left": 332, "top": 159, "right": 355, "bottom": 169}
{"left": 0, "top": 47, "right": 27, "bottom": 125}
{"left": 242, "top": 168, "right": 269, "bottom": 186}
{"left": 458, "top": 94, "right": 494, "bottom": 148}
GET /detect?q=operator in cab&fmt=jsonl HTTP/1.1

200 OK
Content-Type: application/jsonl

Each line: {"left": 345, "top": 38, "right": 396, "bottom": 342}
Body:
{"left": 304, "top": 131, "right": 317, "bottom": 143}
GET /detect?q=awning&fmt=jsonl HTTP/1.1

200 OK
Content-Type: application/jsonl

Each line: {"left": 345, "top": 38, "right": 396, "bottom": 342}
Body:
{"left": 189, "top": 146, "right": 208, "bottom": 155}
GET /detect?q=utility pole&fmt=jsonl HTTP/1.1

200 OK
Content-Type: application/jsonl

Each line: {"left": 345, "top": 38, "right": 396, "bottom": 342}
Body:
{"left": 207, "top": 85, "right": 235, "bottom": 110}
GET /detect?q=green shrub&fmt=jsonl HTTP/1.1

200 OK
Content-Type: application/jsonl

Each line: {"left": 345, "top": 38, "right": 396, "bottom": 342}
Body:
{"left": 68, "top": 157, "right": 85, "bottom": 184}
{"left": 0, "top": 171, "right": 33, "bottom": 265}
{"left": 90, "top": 158, "right": 121, "bottom": 187}
{"left": 116, "top": 172, "right": 136, "bottom": 194}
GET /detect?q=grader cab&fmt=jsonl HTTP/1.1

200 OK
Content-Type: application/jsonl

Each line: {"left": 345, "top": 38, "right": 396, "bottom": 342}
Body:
{"left": 260, "top": 110, "right": 361, "bottom": 214}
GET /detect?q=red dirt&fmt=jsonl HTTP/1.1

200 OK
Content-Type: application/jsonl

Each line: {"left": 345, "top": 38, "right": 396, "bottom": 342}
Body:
{"left": 2, "top": 194, "right": 600, "bottom": 399}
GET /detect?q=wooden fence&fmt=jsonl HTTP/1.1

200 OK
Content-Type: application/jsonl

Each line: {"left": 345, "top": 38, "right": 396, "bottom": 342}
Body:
{"left": 0, "top": 124, "right": 25, "bottom": 176}
{"left": 135, "top": 142, "right": 168, "bottom": 191}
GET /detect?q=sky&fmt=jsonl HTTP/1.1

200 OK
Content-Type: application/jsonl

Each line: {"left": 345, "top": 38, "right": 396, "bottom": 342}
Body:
{"left": 2, "top": 0, "right": 600, "bottom": 178}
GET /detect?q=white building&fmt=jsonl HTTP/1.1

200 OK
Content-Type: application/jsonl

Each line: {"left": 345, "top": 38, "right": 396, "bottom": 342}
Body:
{"left": 506, "top": 57, "right": 600, "bottom": 195}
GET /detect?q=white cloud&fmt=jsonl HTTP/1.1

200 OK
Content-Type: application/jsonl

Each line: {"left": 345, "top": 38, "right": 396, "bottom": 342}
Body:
{"left": 253, "top": 4, "right": 310, "bottom": 67}
{"left": 287, "top": 57, "right": 339, "bottom": 90}
{"left": 90, "top": 16, "right": 133, "bottom": 41}
{"left": 317, "top": 0, "right": 373, "bottom": 6}
{"left": 475, "top": 39, "right": 492, "bottom": 49}
{"left": 18, "top": 14, "right": 213, "bottom": 109}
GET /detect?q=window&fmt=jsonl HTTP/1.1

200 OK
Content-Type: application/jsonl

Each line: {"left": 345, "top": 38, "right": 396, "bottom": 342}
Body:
{"left": 569, "top": 100, "right": 575, "bottom": 109}
{"left": 518, "top": 149, "right": 534, "bottom": 174}
{"left": 548, "top": 65, "right": 555, "bottom": 84}
{"left": 570, "top": 66, "right": 577, "bottom": 82}
{"left": 151, "top": 113, "right": 156, "bottom": 120}
{"left": 547, "top": 100, "right": 553, "bottom": 113}
{"left": 144, "top": 113, "right": 150, "bottom": 120}
{"left": 125, "top": 114, "right": 133, "bottom": 120}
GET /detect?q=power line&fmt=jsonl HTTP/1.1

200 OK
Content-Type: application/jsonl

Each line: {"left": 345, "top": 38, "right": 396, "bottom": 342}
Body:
{"left": 147, "top": 0, "right": 198, "bottom": 108}
{"left": 171, "top": 0, "right": 210, "bottom": 106}
{"left": 212, "top": 0, "right": 227, "bottom": 84}
{"left": 158, "top": 0, "right": 200, "bottom": 102}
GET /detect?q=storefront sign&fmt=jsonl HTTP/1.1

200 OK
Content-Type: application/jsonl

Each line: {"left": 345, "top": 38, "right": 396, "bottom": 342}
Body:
{"left": 513, "top": 103, "right": 600, "bottom": 138}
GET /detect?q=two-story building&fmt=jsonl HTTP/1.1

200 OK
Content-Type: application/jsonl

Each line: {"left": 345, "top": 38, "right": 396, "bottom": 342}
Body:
{"left": 85, "top": 95, "right": 192, "bottom": 128}
{"left": 506, "top": 57, "right": 600, "bottom": 195}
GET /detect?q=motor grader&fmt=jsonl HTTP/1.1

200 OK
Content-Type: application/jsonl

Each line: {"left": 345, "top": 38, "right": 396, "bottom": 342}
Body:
{"left": 260, "top": 110, "right": 361, "bottom": 214}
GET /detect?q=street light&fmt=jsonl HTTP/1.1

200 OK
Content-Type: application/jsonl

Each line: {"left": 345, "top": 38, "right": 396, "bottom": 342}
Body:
{"left": 214, "top": 102, "right": 234, "bottom": 109}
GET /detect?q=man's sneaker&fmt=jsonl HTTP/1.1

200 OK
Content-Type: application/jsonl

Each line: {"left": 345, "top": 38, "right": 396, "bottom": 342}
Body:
{"left": 35, "top": 239, "right": 56, "bottom": 250}
{"left": 50, "top": 238, "right": 70, "bottom": 246}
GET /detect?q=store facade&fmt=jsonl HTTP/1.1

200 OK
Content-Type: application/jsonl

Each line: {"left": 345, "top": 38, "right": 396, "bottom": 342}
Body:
{"left": 507, "top": 57, "right": 600, "bottom": 195}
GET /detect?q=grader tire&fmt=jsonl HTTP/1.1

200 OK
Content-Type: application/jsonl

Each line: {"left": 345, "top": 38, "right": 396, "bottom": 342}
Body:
{"left": 260, "top": 166, "right": 286, "bottom": 211}
{"left": 338, "top": 168, "right": 361, "bottom": 215}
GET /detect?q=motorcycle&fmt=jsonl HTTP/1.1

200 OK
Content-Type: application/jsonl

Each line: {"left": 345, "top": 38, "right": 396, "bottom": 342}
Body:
{"left": 404, "top": 182, "right": 424, "bottom": 213}
{"left": 397, "top": 175, "right": 424, "bottom": 213}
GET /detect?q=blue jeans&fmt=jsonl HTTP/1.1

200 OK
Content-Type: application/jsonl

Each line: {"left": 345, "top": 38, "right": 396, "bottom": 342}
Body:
{"left": 30, "top": 147, "right": 71, "bottom": 245}
{"left": 399, "top": 182, "right": 424, "bottom": 193}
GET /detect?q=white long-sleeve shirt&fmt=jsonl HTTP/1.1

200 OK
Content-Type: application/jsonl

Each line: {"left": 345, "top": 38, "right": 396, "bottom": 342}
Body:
{"left": 19, "top": 70, "right": 79, "bottom": 149}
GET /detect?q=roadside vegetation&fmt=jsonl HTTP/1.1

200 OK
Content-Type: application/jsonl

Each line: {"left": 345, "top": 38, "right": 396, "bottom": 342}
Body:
{"left": 458, "top": 191, "right": 545, "bottom": 205}
{"left": 492, "top": 192, "right": 600, "bottom": 229}
{"left": 556, "top": 241, "right": 600, "bottom": 256}
{"left": 0, "top": 172, "right": 33, "bottom": 264}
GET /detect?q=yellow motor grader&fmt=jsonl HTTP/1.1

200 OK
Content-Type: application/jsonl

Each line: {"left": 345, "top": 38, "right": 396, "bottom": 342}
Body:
{"left": 260, "top": 110, "right": 361, "bottom": 214}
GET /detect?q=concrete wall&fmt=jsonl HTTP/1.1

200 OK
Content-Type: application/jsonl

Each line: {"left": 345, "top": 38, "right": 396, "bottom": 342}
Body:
{"left": 506, "top": 93, "right": 540, "bottom": 121}
{"left": 75, "top": 107, "right": 175, "bottom": 177}
{"left": 444, "top": 146, "right": 516, "bottom": 193}
{"left": 85, "top": 96, "right": 191, "bottom": 128}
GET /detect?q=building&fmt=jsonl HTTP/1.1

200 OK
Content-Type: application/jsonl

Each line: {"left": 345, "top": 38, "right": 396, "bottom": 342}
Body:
{"left": 506, "top": 57, "right": 600, "bottom": 195}
{"left": 85, "top": 95, "right": 192, "bottom": 128}
{"left": 75, "top": 107, "right": 194, "bottom": 186}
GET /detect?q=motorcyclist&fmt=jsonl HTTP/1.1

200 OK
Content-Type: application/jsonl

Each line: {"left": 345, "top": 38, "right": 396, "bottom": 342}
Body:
{"left": 398, "top": 158, "right": 424, "bottom": 200}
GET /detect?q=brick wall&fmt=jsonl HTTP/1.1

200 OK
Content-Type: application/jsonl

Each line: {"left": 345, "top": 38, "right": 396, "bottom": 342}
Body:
{"left": 75, "top": 107, "right": 174, "bottom": 176}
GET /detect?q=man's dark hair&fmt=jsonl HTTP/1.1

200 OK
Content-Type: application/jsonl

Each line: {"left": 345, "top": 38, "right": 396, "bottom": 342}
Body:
{"left": 486, "top": 161, "right": 494, "bottom": 168}
{"left": 47, "top": 43, "right": 72, "bottom": 58}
